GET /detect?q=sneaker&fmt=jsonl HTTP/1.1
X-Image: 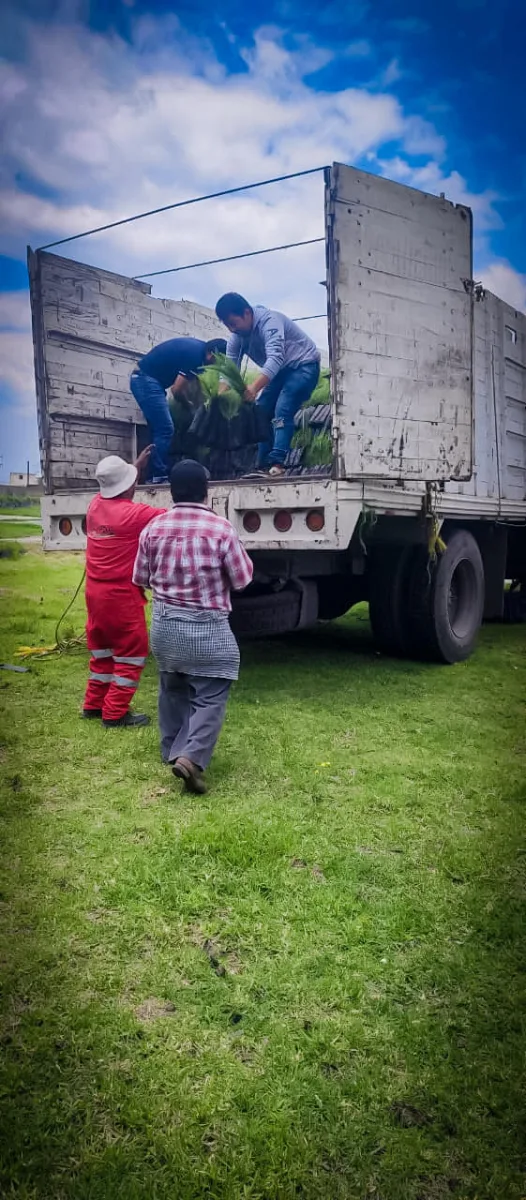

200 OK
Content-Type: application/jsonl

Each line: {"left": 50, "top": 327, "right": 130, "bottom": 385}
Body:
{"left": 103, "top": 712, "right": 150, "bottom": 728}
{"left": 82, "top": 708, "right": 103, "bottom": 719}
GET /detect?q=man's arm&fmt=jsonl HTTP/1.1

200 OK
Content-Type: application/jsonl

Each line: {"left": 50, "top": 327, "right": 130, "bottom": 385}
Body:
{"left": 226, "top": 332, "right": 243, "bottom": 367}
{"left": 258, "top": 309, "right": 285, "bottom": 380}
{"left": 135, "top": 444, "right": 154, "bottom": 480}
{"left": 244, "top": 371, "right": 270, "bottom": 402}
{"left": 244, "top": 310, "right": 286, "bottom": 401}
{"left": 222, "top": 528, "right": 254, "bottom": 592}
{"left": 169, "top": 374, "right": 189, "bottom": 397}
{"left": 132, "top": 525, "right": 152, "bottom": 589}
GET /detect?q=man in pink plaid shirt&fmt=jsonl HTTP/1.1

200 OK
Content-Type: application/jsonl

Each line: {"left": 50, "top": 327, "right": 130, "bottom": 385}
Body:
{"left": 133, "top": 460, "right": 253, "bottom": 793}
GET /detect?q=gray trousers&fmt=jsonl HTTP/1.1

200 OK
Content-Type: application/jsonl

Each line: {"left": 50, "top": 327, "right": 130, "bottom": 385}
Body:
{"left": 158, "top": 672, "right": 232, "bottom": 770}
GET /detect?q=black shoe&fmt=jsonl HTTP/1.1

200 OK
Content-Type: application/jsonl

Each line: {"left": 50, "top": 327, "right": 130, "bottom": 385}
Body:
{"left": 82, "top": 708, "right": 103, "bottom": 719}
{"left": 172, "top": 756, "right": 208, "bottom": 794}
{"left": 103, "top": 712, "right": 150, "bottom": 728}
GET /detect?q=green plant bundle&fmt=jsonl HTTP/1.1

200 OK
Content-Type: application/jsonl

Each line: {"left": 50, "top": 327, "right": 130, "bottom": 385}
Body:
{"left": 291, "top": 423, "right": 333, "bottom": 467}
{"left": 303, "top": 367, "right": 331, "bottom": 408}
{"left": 167, "top": 394, "right": 193, "bottom": 429}
{"left": 304, "top": 430, "right": 332, "bottom": 467}
{"left": 291, "top": 424, "right": 314, "bottom": 453}
{"left": 198, "top": 354, "right": 247, "bottom": 420}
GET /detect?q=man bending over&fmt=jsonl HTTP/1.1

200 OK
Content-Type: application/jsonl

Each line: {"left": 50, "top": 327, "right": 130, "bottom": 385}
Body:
{"left": 215, "top": 293, "right": 320, "bottom": 477}
{"left": 130, "top": 336, "right": 226, "bottom": 483}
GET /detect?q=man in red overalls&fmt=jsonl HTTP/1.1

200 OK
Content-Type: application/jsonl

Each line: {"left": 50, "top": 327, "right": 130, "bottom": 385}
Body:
{"left": 83, "top": 448, "right": 165, "bottom": 728}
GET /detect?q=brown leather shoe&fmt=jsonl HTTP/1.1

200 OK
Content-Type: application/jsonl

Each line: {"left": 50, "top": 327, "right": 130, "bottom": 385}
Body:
{"left": 172, "top": 756, "right": 207, "bottom": 794}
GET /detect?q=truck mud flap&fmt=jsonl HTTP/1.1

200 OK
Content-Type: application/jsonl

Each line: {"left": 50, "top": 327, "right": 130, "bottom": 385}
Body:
{"left": 230, "top": 588, "right": 302, "bottom": 639}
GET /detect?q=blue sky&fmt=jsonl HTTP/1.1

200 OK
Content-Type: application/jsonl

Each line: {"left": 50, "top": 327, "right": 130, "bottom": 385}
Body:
{"left": 0, "top": 0, "right": 524, "bottom": 480}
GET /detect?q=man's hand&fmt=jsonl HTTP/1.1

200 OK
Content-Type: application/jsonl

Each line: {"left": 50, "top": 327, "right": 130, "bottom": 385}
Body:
{"left": 244, "top": 373, "right": 270, "bottom": 403}
{"left": 135, "top": 445, "right": 154, "bottom": 477}
{"left": 170, "top": 373, "right": 187, "bottom": 397}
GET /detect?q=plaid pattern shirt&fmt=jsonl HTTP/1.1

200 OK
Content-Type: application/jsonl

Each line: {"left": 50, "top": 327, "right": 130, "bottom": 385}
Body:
{"left": 133, "top": 504, "right": 253, "bottom": 612}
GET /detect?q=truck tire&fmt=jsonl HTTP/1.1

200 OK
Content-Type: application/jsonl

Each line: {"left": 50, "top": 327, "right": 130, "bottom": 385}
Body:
{"left": 406, "top": 530, "right": 485, "bottom": 663}
{"left": 230, "top": 588, "right": 301, "bottom": 638}
{"left": 368, "top": 545, "right": 415, "bottom": 656}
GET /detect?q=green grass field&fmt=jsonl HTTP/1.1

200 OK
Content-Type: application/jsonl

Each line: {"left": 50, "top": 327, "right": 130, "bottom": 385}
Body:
{"left": 0, "top": 505, "right": 41, "bottom": 518}
{"left": 0, "top": 548, "right": 525, "bottom": 1200}
{"left": 0, "top": 520, "right": 42, "bottom": 540}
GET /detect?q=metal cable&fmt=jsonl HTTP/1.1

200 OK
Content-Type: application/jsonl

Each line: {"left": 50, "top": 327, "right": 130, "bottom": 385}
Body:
{"left": 291, "top": 313, "right": 327, "bottom": 322}
{"left": 38, "top": 166, "right": 327, "bottom": 251}
{"left": 134, "top": 237, "right": 324, "bottom": 279}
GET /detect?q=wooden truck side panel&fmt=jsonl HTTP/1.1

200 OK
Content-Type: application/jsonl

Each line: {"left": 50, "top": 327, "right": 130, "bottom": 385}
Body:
{"left": 326, "top": 163, "right": 474, "bottom": 482}
{"left": 28, "top": 249, "right": 224, "bottom": 491}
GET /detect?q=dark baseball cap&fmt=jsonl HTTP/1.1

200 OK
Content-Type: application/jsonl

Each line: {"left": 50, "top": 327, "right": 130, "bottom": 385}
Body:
{"left": 170, "top": 459, "right": 210, "bottom": 503}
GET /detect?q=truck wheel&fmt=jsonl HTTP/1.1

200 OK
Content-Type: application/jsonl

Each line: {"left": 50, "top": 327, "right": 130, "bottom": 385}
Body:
{"left": 230, "top": 588, "right": 301, "bottom": 638}
{"left": 368, "top": 545, "right": 415, "bottom": 656}
{"left": 407, "top": 530, "right": 484, "bottom": 663}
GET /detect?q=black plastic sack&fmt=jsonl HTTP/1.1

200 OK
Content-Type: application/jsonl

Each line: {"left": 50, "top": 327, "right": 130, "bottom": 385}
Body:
{"left": 208, "top": 446, "right": 259, "bottom": 480}
{"left": 190, "top": 399, "right": 270, "bottom": 450}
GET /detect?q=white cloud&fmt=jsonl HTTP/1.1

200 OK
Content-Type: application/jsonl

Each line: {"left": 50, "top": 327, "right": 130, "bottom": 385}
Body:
{"left": 380, "top": 58, "right": 404, "bottom": 87}
{"left": 0, "top": 294, "right": 35, "bottom": 427}
{"left": 0, "top": 19, "right": 452, "bottom": 257}
{"left": 343, "top": 39, "right": 372, "bottom": 58}
{"left": 0, "top": 331, "right": 35, "bottom": 416}
{"left": 480, "top": 260, "right": 526, "bottom": 312}
{"left": 377, "top": 156, "right": 501, "bottom": 231}
{"left": 0, "top": 290, "right": 31, "bottom": 330}
{"left": 0, "top": 12, "right": 515, "bottom": 475}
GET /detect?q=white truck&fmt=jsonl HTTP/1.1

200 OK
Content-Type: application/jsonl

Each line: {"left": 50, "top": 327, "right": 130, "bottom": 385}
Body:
{"left": 29, "top": 163, "right": 526, "bottom": 662}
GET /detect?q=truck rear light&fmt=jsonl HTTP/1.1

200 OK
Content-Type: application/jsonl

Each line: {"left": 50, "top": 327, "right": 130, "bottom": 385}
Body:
{"left": 306, "top": 510, "right": 325, "bottom": 532}
{"left": 59, "top": 518, "right": 73, "bottom": 536}
{"left": 243, "top": 511, "right": 261, "bottom": 533}
{"left": 274, "top": 511, "right": 292, "bottom": 533}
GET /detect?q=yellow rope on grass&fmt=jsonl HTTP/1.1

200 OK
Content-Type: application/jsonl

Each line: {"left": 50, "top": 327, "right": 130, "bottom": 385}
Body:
{"left": 15, "top": 568, "right": 87, "bottom": 660}
{"left": 15, "top": 635, "right": 87, "bottom": 660}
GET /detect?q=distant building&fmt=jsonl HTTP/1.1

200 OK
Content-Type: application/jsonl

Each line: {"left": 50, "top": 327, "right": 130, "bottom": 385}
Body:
{"left": 9, "top": 471, "right": 42, "bottom": 487}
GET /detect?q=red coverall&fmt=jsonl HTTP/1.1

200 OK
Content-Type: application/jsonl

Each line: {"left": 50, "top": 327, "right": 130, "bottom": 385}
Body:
{"left": 83, "top": 493, "right": 164, "bottom": 721}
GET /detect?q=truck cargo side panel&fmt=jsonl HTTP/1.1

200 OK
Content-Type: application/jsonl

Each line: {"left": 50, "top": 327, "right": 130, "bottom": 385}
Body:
{"left": 327, "top": 163, "right": 473, "bottom": 481}
{"left": 28, "top": 249, "right": 224, "bottom": 492}
{"left": 444, "top": 291, "right": 526, "bottom": 504}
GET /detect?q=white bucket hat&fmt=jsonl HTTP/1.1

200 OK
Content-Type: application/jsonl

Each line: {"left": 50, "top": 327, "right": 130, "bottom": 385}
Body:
{"left": 95, "top": 455, "right": 137, "bottom": 499}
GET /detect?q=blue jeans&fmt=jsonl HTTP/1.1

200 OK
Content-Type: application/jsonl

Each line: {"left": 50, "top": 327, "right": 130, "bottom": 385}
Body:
{"left": 256, "top": 361, "right": 320, "bottom": 467}
{"left": 130, "top": 371, "right": 174, "bottom": 480}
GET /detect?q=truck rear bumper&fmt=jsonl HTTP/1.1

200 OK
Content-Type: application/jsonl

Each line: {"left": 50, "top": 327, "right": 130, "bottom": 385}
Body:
{"left": 40, "top": 478, "right": 526, "bottom": 551}
{"left": 40, "top": 478, "right": 362, "bottom": 552}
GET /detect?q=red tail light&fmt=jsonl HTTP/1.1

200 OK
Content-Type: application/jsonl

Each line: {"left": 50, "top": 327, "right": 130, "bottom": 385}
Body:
{"left": 243, "top": 511, "right": 261, "bottom": 533}
{"left": 274, "top": 511, "right": 292, "bottom": 533}
{"left": 306, "top": 510, "right": 325, "bottom": 532}
{"left": 59, "top": 518, "right": 73, "bottom": 536}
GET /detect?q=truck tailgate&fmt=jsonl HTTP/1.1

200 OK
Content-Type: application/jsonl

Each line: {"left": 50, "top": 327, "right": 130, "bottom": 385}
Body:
{"left": 326, "top": 163, "right": 473, "bottom": 482}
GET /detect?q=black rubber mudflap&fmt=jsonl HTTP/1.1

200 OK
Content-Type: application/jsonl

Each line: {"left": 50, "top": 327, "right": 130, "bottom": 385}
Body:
{"left": 368, "top": 545, "right": 416, "bottom": 657}
{"left": 230, "top": 589, "right": 302, "bottom": 638}
{"left": 503, "top": 587, "right": 526, "bottom": 623}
